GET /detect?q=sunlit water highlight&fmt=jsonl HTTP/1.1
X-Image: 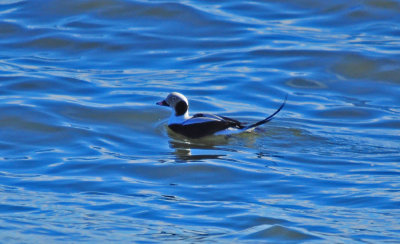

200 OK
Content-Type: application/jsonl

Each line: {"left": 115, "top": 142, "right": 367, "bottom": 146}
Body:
{"left": 1, "top": 0, "right": 400, "bottom": 242}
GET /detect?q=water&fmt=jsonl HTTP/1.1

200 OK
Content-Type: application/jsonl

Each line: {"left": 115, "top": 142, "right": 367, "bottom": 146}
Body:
{"left": 1, "top": 0, "right": 400, "bottom": 242}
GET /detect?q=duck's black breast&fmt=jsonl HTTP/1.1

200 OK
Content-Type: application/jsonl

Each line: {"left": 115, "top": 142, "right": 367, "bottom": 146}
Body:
{"left": 168, "top": 113, "right": 244, "bottom": 139}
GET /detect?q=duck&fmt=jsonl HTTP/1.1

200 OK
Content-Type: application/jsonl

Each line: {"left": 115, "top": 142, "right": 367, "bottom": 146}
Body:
{"left": 157, "top": 92, "right": 287, "bottom": 139}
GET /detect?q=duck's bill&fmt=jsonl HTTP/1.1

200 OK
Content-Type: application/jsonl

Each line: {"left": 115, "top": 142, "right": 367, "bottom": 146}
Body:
{"left": 156, "top": 100, "right": 169, "bottom": 106}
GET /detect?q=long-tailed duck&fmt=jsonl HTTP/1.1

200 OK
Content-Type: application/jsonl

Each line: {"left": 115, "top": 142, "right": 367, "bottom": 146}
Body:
{"left": 157, "top": 92, "right": 287, "bottom": 139}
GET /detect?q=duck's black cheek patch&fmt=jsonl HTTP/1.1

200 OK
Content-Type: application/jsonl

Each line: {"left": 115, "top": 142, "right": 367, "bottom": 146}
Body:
{"left": 175, "top": 101, "right": 188, "bottom": 116}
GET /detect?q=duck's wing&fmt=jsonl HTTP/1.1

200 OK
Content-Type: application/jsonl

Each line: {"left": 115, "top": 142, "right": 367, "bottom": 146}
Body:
{"left": 169, "top": 113, "right": 243, "bottom": 138}
{"left": 182, "top": 113, "right": 221, "bottom": 125}
{"left": 187, "top": 113, "right": 244, "bottom": 128}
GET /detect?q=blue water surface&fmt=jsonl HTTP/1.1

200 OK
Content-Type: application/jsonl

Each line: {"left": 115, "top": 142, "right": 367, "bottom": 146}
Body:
{"left": 1, "top": 0, "right": 400, "bottom": 242}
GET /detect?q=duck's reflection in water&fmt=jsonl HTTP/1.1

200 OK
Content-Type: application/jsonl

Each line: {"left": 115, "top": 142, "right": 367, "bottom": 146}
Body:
{"left": 167, "top": 129, "right": 232, "bottom": 162}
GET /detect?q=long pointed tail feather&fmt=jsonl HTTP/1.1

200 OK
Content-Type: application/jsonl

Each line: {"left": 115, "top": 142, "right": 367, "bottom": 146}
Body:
{"left": 244, "top": 94, "right": 287, "bottom": 131}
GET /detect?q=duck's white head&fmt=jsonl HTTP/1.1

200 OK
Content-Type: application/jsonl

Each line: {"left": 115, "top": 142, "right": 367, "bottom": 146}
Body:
{"left": 157, "top": 92, "right": 190, "bottom": 122}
